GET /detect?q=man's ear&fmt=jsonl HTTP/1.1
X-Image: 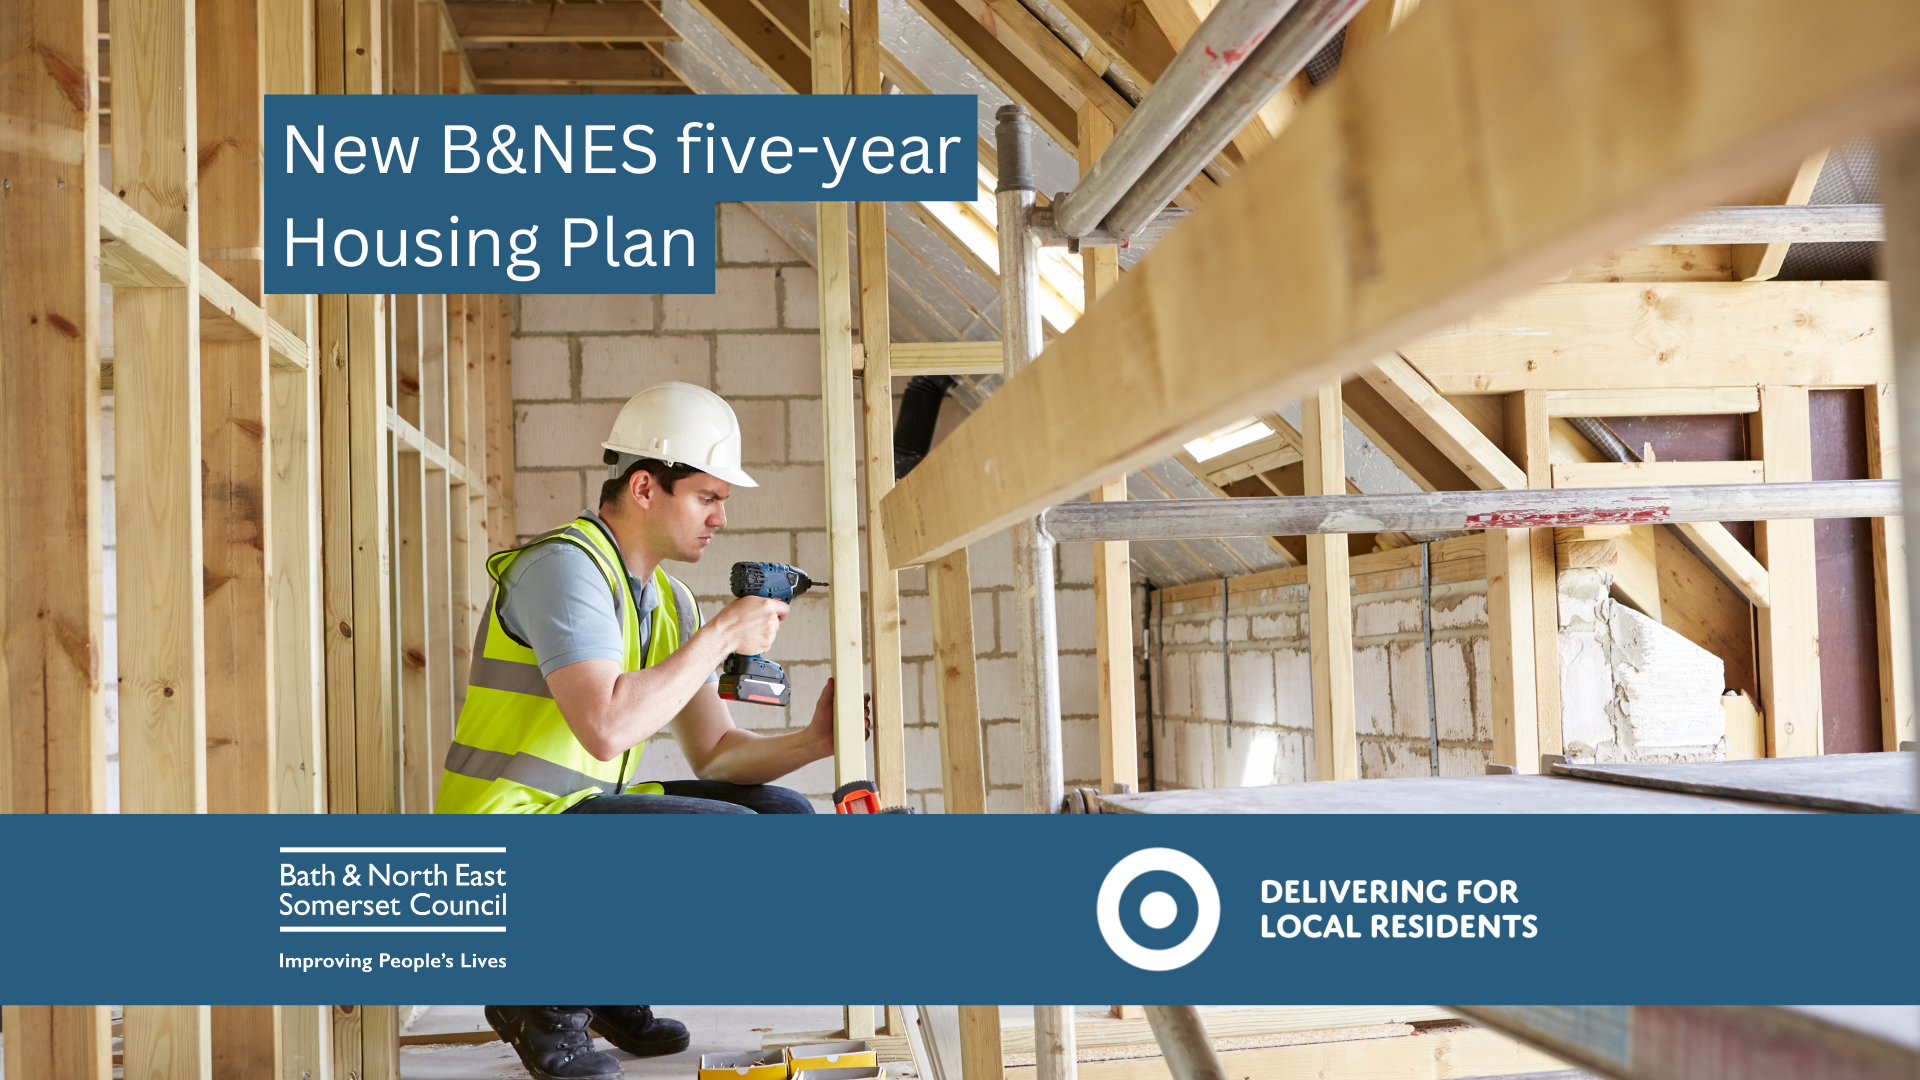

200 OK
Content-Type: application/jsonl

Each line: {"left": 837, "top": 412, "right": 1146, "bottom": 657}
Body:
{"left": 627, "top": 467, "right": 654, "bottom": 508}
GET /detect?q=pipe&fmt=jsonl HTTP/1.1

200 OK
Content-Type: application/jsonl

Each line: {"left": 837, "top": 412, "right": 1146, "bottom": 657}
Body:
{"left": 1040, "top": 480, "right": 1902, "bottom": 542}
{"left": 1049, "top": 0, "right": 1302, "bottom": 238}
{"left": 998, "top": 105, "right": 1066, "bottom": 815}
{"left": 1104, "top": 0, "right": 1364, "bottom": 238}
{"left": 893, "top": 374, "right": 954, "bottom": 480}
{"left": 1143, "top": 1008, "right": 1229, "bottom": 1080}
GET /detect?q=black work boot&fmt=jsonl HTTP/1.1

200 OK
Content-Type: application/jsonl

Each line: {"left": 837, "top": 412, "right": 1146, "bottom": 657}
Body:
{"left": 486, "top": 1006, "right": 625, "bottom": 1080}
{"left": 588, "top": 1006, "right": 692, "bottom": 1058}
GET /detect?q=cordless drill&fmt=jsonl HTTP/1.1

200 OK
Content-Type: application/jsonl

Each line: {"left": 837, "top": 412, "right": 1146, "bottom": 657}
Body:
{"left": 717, "top": 562, "right": 823, "bottom": 707}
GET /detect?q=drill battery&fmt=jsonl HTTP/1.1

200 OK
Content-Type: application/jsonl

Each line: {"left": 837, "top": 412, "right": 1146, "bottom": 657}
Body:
{"left": 718, "top": 653, "right": 791, "bottom": 707}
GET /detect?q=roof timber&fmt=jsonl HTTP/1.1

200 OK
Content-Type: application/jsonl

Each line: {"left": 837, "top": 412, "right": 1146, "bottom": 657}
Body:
{"left": 446, "top": 2, "right": 679, "bottom": 42}
{"left": 877, "top": 0, "right": 1920, "bottom": 568}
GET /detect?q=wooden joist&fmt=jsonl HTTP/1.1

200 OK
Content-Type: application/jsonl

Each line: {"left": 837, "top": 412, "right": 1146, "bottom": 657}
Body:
{"left": 98, "top": 193, "right": 309, "bottom": 370}
{"left": 877, "top": 0, "right": 1920, "bottom": 570}
{"left": 467, "top": 48, "right": 681, "bottom": 87}
{"left": 1404, "top": 282, "right": 1891, "bottom": 394}
{"left": 1543, "top": 387, "right": 1760, "bottom": 417}
{"left": 447, "top": 1, "right": 678, "bottom": 42}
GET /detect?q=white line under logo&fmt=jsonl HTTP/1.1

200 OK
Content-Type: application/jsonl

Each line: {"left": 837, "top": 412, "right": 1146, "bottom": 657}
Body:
{"left": 1096, "top": 848, "right": 1220, "bottom": 971}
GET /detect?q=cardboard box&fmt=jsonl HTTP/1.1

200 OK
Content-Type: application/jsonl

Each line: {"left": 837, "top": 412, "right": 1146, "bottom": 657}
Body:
{"left": 794, "top": 1068, "right": 884, "bottom": 1080}
{"left": 784, "top": 1042, "right": 877, "bottom": 1076}
{"left": 700, "top": 1051, "right": 788, "bottom": 1080}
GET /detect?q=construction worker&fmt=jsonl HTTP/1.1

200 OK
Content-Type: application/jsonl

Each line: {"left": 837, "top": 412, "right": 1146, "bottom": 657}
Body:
{"left": 440, "top": 382, "right": 867, "bottom": 1080}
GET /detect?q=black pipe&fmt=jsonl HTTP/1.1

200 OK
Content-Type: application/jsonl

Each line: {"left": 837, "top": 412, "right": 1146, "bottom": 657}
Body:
{"left": 893, "top": 374, "right": 954, "bottom": 479}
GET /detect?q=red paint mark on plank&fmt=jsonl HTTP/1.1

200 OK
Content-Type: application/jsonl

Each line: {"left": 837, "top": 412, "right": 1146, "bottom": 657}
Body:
{"left": 1465, "top": 506, "right": 1670, "bottom": 529}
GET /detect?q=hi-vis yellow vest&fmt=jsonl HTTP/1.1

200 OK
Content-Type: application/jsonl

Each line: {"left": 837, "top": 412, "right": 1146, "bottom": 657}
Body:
{"left": 434, "top": 515, "right": 701, "bottom": 814}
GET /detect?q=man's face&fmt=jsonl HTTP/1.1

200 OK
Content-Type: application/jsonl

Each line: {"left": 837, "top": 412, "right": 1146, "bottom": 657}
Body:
{"left": 643, "top": 471, "right": 731, "bottom": 563}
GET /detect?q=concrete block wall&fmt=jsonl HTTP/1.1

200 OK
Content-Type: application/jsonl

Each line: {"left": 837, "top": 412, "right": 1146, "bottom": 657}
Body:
{"left": 511, "top": 204, "right": 1112, "bottom": 811}
{"left": 1147, "top": 576, "right": 1494, "bottom": 788}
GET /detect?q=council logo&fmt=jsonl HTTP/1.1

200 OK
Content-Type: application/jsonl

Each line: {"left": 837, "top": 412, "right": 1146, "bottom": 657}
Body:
{"left": 1096, "top": 848, "right": 1220, "bottom": 971}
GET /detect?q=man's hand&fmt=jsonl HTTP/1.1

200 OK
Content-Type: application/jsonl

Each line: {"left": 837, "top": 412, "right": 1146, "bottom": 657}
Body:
{"left": 804, "top": 677, "right": 872, "bottom": 755}
{"left": 708, "top": 594, "right": 788, "bottom": 655}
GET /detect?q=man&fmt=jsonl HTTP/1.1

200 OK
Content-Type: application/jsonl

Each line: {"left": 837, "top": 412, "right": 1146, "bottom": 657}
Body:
{"left": 438, "top": 382, "right": 865, "bottom": 1079}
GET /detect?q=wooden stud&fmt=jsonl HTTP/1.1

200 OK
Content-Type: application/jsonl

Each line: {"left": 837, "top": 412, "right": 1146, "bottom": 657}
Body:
{"left": 199, "top": 0, "right": 275, "bottom": 816}
{"left": 929, "top": 549, "right": 986, "bottom": 813}
{"left": 0, "top": 1007, "right": 111, "bottom": 1080}
{"left": 113, "top": 0, "right": 209, "bottom": 815}
{"left": 280, "top": 1007, "right": 330, "bottom": 1080}
{"left": 1303, "top": 383, "right": 1357, "bottom": 781}
{"left": 1508, "top": 391, "right": 1561, "bottom": 759}
{"left": 421, "top": 296, "right": 457, "bottom": 801}
{"left": 211, "top": 1006, "right": 279, "bottom": 1080}
{"left": 485, "top": 295, "right": 516, "bottom": 545}
{"left": 330, "top": 1006, "right": 361, "bottom": 1080}
{"left": 958, "top": 1007, "right": 1003, "bottom": 1080}
{"left": 880, "top": 1, "right": 1920, "bottom": 569}
{"left": 1753, "top": 385, "right": 1823, "bottom": 756}
{"left": 1485, "top": 521, "right": 1541, "bottom": 772}
{"left": 265, "top": 0, "right": 320, "bottom": 817}
{"left": 1866, "top": 382, "right": 1914, "bottom": 750}
{"left": 852, "top": 0, "right": 905, "bottom": 808}
{"left": 812, "top": 0, "right": 867, "bottom": 786}
{"left": 1079, "top": 102, "right": 1136, "bottom": 795}
{"left": 319, "top": 294, "right": 358, "bottom": 811}
{"left": 398, "top": 441, "right": 432, "bottom": 812}
{"left": 388, "top": 0, "right": 417, "bottom": 94}
{"left": 360, "top": 1006, "right": 400, "bottom": 1080}
{"left": 124, "top": 1006, "right": 211, "bottom": 1080}
{"left": 0, "top": 0, "right": 107, "bottom": 815}
{"left": 351, "top": 291, "right": 397, "bottom": 811}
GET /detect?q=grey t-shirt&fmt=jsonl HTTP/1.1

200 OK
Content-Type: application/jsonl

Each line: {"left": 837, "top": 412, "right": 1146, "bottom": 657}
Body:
{"left": 496, "top": 511, "right": 712, "bottom": 681}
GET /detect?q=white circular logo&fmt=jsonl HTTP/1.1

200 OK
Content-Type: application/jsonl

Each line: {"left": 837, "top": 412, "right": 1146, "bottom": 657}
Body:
{"left": 1096, "top": 848, "right": 1220, "bottom": 971}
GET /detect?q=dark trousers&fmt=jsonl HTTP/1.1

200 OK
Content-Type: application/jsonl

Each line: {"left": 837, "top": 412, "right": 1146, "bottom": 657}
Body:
{"left": 562, "top": 779, "right": 814, "bottom": 815}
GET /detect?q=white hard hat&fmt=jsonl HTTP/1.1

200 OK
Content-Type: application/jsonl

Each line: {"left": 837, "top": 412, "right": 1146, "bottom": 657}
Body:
{"left": 602, "top": 382, "right": 758, "bottom": 488}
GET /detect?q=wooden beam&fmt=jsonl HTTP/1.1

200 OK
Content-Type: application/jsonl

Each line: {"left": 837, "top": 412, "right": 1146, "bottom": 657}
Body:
{"left": 1340, "top": 376, "right": 1473, "bottom": 493}
{"left": 1545, "top": 387, "right": 1759, "bottom": 417}
{"left": 897, "top": 0, "right": 1079, "bottom": 151}
{"left": 813, "top": 0, "right": 866, "bottom": 786}
{"left": 1552, "top": 459, "right": 1766, "bottom": 487}
{"left": 1304, "top": 383, "right": 1357, "bottom": 781}
{"left": 929, "top": 549, "right": 986, "bottom": 812}
{"left": 200, "top": 0, "right": 276, "bottom": 817}
{"left": 1081, "top": 103, "right": 1136, "bottom": 796}
{"left": 353, "top": 292, "right": 397, "bottom": 810}
{"left": 871, "top": 340, "right": 1004, "bottom": 375}
{"left": 1003, "top": 1024, "right": 1569, "bottom": 1080}
{"left": 1454, "top": 1006, "right": 1920, "bottom": 1080}
{"left": 447, "top": 2, "right": 677, "bottom": 41}
{"left": 1753, "top": 385, "right": 1822, "bottom": 756}
{"left": 1508, "top": 391, "right": 1561, "bottom": 759}
{"left": 1042, "top": 0, "right": 1177, "bottom": 98}
{"left": 1, "top": 0, "right": 107, "bottom": 816}
{"left": 98, "top": 192, "right": 309, "bottom": 369}
{"left": 468, "top": 48, "right": 681, "bottom": 86}
{"left": 1866, "top": 381, "right": 1913, "bottom": 750}
{"left": 854, "top": 0, "right": 906, "bottom": 809}
{"left": 114, "top": 0, "right": 208, "bottom": 815}
{"left": 1361, "top": 354, "right": 1527, "bottom": 491}
{"left": 882, "top": 0, "right": 1920, "bottom": 569}
{"left": 686, "top": 0, "right": 812, "bottom": 93}
{"left": 0, "top": 1007, "right": 111, "bottom": 1080}
{"left": 1730, "top": 149, "right": 1830, "bottom": 281}
{"left": 1404, "top": 282, "right": 1892, "bottom": 393}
